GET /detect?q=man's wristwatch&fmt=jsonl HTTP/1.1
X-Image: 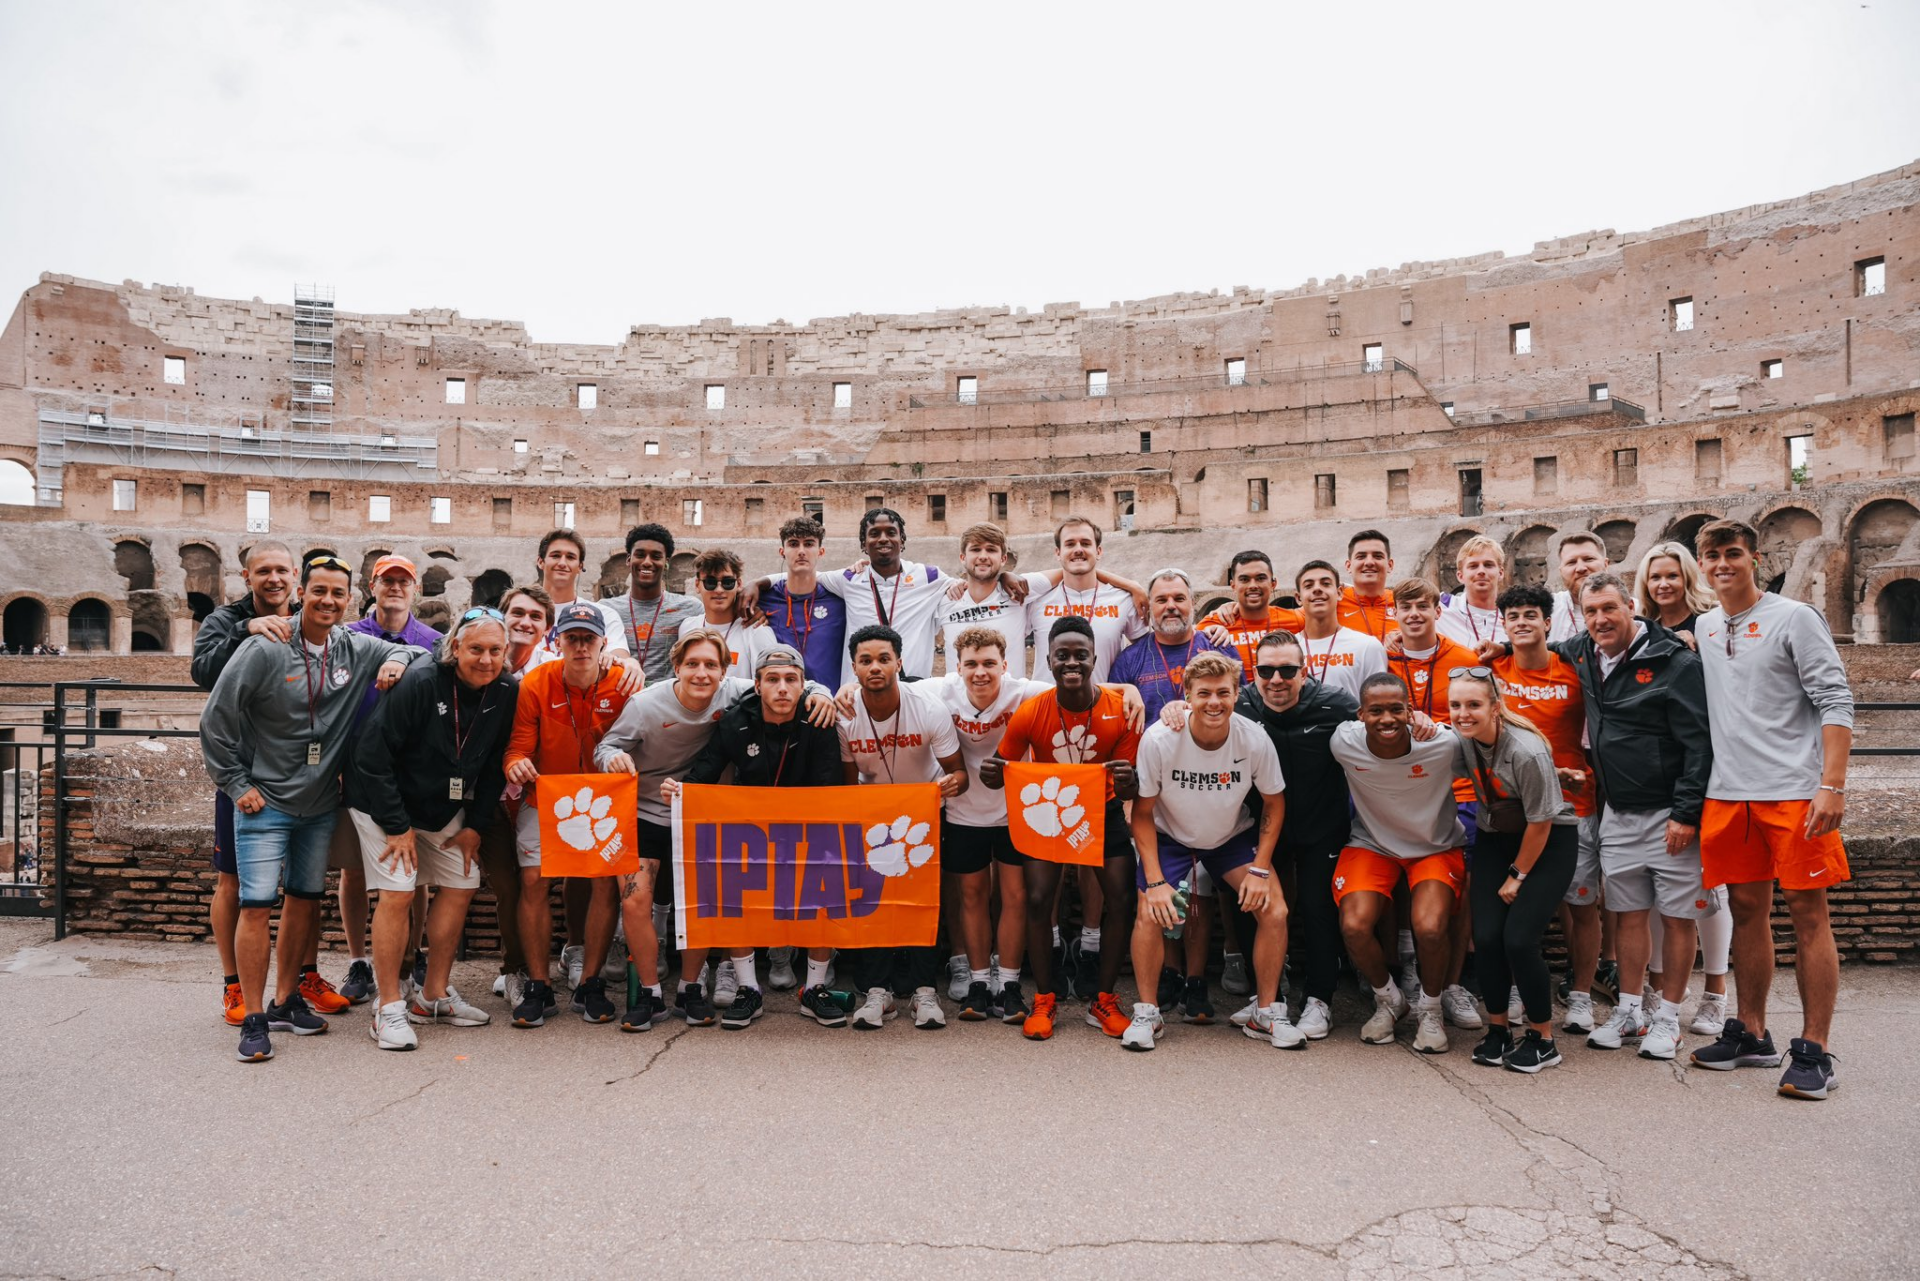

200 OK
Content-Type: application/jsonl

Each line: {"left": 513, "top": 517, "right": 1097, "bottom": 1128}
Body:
{"left": 1506, "top": 863, "right": 1527, "bottom": 882}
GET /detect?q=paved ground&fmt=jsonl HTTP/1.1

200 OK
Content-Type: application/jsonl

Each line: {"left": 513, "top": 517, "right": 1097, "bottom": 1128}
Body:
{"left": 2, "top": 919, "right": 1914, "bottom": 1280}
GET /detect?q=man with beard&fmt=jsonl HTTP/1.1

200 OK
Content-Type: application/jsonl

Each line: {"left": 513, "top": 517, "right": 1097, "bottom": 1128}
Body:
{"left": 1339, "top": 530, "right": 1399, "bottom": 641}
{"left": 1199, "top": 551, "right": 1303, "bottom": 679}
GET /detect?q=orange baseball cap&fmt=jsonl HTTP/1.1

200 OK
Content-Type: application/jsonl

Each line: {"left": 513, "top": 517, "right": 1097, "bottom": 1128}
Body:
{"left": 370, "top": 554, "right": 418, "bottom": 581}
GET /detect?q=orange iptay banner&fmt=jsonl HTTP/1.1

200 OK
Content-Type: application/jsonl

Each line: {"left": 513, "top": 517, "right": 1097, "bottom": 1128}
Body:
{"left": 535, "top": 774, "right": 641, "bottom": 878}
{"left": 1004, "top": 763, "right": 1108, "bottom": 866}
{"left": 671, "top": 782, "right": 941, "bottom": 949}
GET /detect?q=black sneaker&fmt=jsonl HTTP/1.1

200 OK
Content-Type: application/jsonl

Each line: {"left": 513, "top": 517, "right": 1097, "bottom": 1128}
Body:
{"left": 576, "top": 976, "right": 615, "bottom": 1024}
{"left": 235, "top": 1012, "right": 273, "bottom": 1062}
{"left": 1777, "top": 1037, "right": 1838, "bottom": 1100}
{"left": 514, "top": 980, "right": 552, "bottom": 1028}
{"left": 1503, "top": 1028, "right": 1561, "bottom": 1074}
{"left": 995, "top": 981, "right": 1029, "bottom": 1025}
{"left": 621, "top": 987, "right": 664, "bottom": 1033}
{"left": 1591, "top": 959, "right": 1620, "bottom": 1002}
{"left": 957, "top": 980, "right": 993, "bottom": 1021}
{"left": 340, "top": 959, "right": 374, "bottom": 1005}
{"left": 410, "top": 950, "right": 429, "bottom": 990}
{"left": 1689, "top": 1017, "right": 1784, "bottom": 1071}
{"left": 1472, "top": 1024, "right": 1513, "bottom": 1067}
{"left": 1156, "top": 966, "right": 1184, "bottom": 1010}
{"left": 801, "top": 983, "right": 848, "bottom": 1027}
{"left": 1181, "top": 976, "right": 1215, "bottom": 1025}
{"left": 721, "top": 985, "right": 764, "bottom": 1030}
{"left": 676, "top": 983, "right": 717, "bottom": 1026}
{"left": 1075, "top": 945, "right": 1101, "bottom": 1003}
{"left": 265, "top": 992, "right": 327, "bottom": 1036}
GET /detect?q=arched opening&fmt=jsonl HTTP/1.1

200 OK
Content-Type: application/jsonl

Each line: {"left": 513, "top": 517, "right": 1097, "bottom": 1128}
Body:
{"left": 357, "top": 548, "right": 393, "bottom": 613}
{"left": 0, "top": 459, "right": 35, "bottom": 506}
{"left": 114, "top": 540, "right": 156, "bottom": 592}
{"left": 1594, "top": 520, "right": 1637, "bottom": 567}
{"left": 1757, "top": 507, "right": 1821, "bottom": 596}
{"left": 1429, "top": 529, "right": 1481, "bottom": 594}
{"left": 414, "top": 599, "right": 452, "bottom": 633}
{"left": 3, "top": 598, "right": 47, "bottom": 652}
{"left": 68, "top": 599, "right": 112, "bottom": 652}
{"left": 597, "top": 554, "right": 627, "bottom": 601}
{"left": 129, "top": 591, "right": 172, "bottom": 653}
{"left": 1849, "top": 499, "right": 1919, "bottom": 598}
{"left": 179, "top": 543, "right": 223, "bottom": 607}
{"left": 667, "top": 552, "right": 697, "bottom": 594}
{"left": 1506, "top": 525, "right": 1555, "bottom": 589}
{"left": 1661, "top": 513, "right": 1713, "bottom": 556}
{"left": 187, "top": 592, "right": 218, "bottom": 622}
{"left": 420, "top": 566, "right": 452, "bottom": 597}
{"left": 1880, "top": 580, "right": 1920, "bottom": 644}
{"left": 471, "top": 569, "right": 513, "bottom": 610}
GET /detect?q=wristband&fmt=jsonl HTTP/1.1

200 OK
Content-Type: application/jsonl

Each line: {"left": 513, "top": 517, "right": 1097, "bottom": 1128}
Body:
{"left": 1818, "top": 785, "right": 1845, "bottom": 797}
{"left": 1243, "top": 867, "right": 1272, "bottom": 879}
{"left": 1506, "top": 863, "right": 1527, "bottom": 883}
{"left": 1145, "top": 879, "right": 1167, "bottom": 890}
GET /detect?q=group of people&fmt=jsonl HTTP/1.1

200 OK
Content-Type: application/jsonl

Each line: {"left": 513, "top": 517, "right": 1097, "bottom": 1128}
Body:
{"left": 193, "top": 507, "right": 1853, "bottom": 1101}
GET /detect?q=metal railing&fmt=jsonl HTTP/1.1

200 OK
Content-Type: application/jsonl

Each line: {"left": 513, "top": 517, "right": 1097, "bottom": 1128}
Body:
{"left": 906, "top": 357, "right": 1420, "bottom": 408}
{"left": 1449, "top": 396, "right": 1647, "bottom": 427}
{"left": 1850, "top": 703, "right": 1920, "bottom": 756}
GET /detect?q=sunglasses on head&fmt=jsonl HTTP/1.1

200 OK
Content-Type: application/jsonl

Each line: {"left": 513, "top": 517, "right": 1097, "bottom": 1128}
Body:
{"left": 304, "top": 555, "right": 352, "bottom": 574}
{"left": 1254, "top": 664, "right": 1303, "bottom": 681}
{"left": 700, "top": 575, "right": 739, "bottom": 590}
{"left": 460, "top": 607, "right": 507, "bottom": 624}
{"left": 1448, "top": 666, "right": 1494, "bottom": 680}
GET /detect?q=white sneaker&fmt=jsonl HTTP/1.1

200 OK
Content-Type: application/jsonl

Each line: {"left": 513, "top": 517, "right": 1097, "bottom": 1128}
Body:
{"left": 600, "top": 936, "right": 628, "bottom": 984}
{"left": 1689, "top": 992, "right": 1728, "bottom": 1037}
{"left": 1587, "top": 1004, "right": 1647, "bottom": 1050}
{"left": 1639, "top": 1009, "right": 1683, "bottom": 1060}
{"left": 1361, "top": 988, "right": 1408, "bottom": 1044}
{"left": 768, "top": 947, "right": 798, "bottom": 991}
{"left": 369, "top": 999, "right": 416, "bottom": 1051}
{"left": 1121, "top": 1002, "right": 1164, "bottom": 1051}
{"left": 946, "top": 955, "right": 971, "bottom": 1001}
{"left": 504, "top": 970, "right": 528, "bottom": 1012}
{"left": 562, "top": 944, "right": 585, "bottom": 991}
{"left": 1297, "top": 997, "right": 1332, "bottom": 1040}
{"left": 492, "top": 973, "right": 508, "bottom": 997}
{"left": 1413, "top": 1005, "right": 1449, "bottom": 1054}
{"left": 712, "top": 958, "right": 739, "bottom": 1009}
{"left": 1442, "top": 984, "right": 1483, "bottom": 1029}
{"left": 1562, "top": 991, "right": 1596, "bottom": 1035}
{"left": 911, "top": 986, "right": 946, "bottom": 1029}
{"left": 1229, "top": 997, "right": 1259, "bottom": 1028}
{"left": 1243, "top": 1002, "right": 1306, "bottom": 1050}
{"left": 407, "top": 985, "right": 490, "bottom": 1027}
{"left": 1507, "top": 986, "right": 1527, "bottom": 1025}
{"left": 400, "top": 974, "right": 420, "bottom": 1008}
{"left": 1220, "top": 953, "right": 1252, "bottom": 997}
{"left": 850, "top": 987, "right": 896, "bottom": 1030}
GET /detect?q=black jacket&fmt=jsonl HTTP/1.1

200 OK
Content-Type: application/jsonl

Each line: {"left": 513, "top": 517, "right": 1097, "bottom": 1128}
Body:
{"left": 1234, "top": 679, "right": 1358, "bottom": 853}
{"left": 348, "top": 655, "right": 516, "bottom": 836}
{"left": 684, "top": 692, "right": 841, "bottom": 788}
{"left": 191, "top": 595, "right": 269, "bottom": 691}
{"left": 1551, "top": 621, "right": 1712, "bottom": 825}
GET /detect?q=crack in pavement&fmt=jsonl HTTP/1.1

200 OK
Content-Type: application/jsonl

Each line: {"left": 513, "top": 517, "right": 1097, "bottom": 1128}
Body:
{"left": 775, "top": 1234, "right": 1338, "bottom": 1260}
{"left": 354, "top": 1078, "right": 437, "bottom": 1125}
{"left": 47, "top": 1008, "right": 90, "bottom": 1027}
{"left": 604, "top": 1024, "right": 691, "bottom": 1085}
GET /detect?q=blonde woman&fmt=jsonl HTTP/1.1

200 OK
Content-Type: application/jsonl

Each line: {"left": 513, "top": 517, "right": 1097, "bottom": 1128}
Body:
{"left": 1634, "top": 541, "right": 1716, "bottom": 636}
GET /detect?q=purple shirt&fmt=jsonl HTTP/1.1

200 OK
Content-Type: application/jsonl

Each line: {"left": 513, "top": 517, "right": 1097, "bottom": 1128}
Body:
{"left": 1107, "top": 631, "right": 1235, "bottom": 724}
{"left": 760, "top": 581, "right": 847, "bottom": 690}
{"left": 349, "top": 613, "right": 443, "bottom": 725}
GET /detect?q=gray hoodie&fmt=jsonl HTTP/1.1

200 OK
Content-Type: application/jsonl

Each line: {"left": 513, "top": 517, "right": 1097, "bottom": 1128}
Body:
{"left": 200, "top": 622, "right": 423, "bottom": 818}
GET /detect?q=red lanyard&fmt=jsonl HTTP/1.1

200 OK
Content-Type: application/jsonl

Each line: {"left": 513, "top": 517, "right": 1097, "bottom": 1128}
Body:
{"left": 770, "top": 734, "right": 795, "bottom": 786}
{"left": 626, "top": 594, "right": 665, "bottom": 670}
{"left": 451, "top": 683, "right": 493, "bottom": 758}
{"left": 558, "top": 678, "right": 594, "bottom": 772}
{"left": 869, "top": 570, "right": 904, "bottom": 629}
{"left": 1305, "top": 632, "right": 1335, "bottom": 684}
{"left": 1392, "top": 650, "right": 1440, "bottom": 715}
{"left": 783, "top": 588, "right": 816, "bottom": 650}
{"left": 863, "top": 700, "right": 899, "bottom": 783}
{"left": 299, "top": 635, "right": 331, "bottom": 731}
{"left": 1053, "top": 696, "right": 1098, "bottom": 763}
{"left": 1155, "top": 637, "right": 1197, "bottom": 693}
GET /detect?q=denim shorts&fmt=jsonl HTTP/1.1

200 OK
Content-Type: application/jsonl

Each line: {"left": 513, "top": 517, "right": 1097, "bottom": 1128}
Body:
{"left": 233, "top": 803, "right": 337, "bottom": 908}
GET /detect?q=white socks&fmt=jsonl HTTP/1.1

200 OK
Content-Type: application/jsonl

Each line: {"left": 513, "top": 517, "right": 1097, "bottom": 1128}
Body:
{"left": 994, "top": 965, "right": 1020, "bottom": 992}
{"left": 1372, "top": 981, "right": 1399, "bottom": 1005}
{"left": 1619, "top": 993, "right": 1644, "bottom": 1017}
{"left": 1418, "top": 991, "right": 1442, "bottom": 1012}
{"left": 1080, "top": 926, "right": 1101, "bottom": 953}
{"left": 805, "top": 958, "right": 831, "bottom": 988}
{"left": 733, "top": 954, "right": 759, "bottom": 991}
{"left": 970, "top": 968, "right": 990, "bottom": 987}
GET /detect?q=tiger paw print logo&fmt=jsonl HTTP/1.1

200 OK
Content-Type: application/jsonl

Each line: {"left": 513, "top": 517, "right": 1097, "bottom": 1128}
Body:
{"left": 1020, "top": 775, "right": 1085, "bottom": 838}
{"left": 864, "top": 815, "right": 934, "bottom": 878}
{"left": 553, "top": 785, "right": 617, "bottom": 850}
{"left": 1050, "top": 724, "right": 1094, "bottom": 756}
{"left": 1634, "top": 668, "right": 1654, "bottom": 685}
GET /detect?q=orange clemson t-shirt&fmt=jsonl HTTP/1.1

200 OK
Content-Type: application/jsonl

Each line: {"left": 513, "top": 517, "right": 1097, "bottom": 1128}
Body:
{"left": 997, "top": 686, "right": 1141, "bottom": 803}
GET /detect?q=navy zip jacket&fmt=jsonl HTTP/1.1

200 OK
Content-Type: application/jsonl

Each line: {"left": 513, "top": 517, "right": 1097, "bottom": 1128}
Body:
{"left": 1551, "top": 621, "right": 1712, "bottom": 825}
{"left": 349, "top": 654, "right": 516, "bottom": 837}
{"left": 1233, "top": 678, "right": 1359, "bottom": 853}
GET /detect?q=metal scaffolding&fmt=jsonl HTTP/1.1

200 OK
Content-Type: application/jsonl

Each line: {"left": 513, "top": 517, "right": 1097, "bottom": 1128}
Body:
{"left": 291, "top": 284, "right": 335, "bottom": 430}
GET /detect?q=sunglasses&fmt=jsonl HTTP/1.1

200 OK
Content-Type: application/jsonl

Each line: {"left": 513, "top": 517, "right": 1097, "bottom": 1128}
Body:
{"left": 304, "top": 555, "right": 352, "bottom": 574}
{"left": 1448, "top": 666, "right": 1494, "bottom": 680}
{"left": 700, "top": 575, "right": 739, "bottom": 590}
{"left": 1254, "top": 664, "right": 1303, "bottom": 680}
{"left": 460, "top": 607, "right": 507, "bottom": 624}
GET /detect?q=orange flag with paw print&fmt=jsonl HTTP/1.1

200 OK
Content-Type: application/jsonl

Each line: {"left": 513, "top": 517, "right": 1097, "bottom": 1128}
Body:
{"left": 535, "top": 774, "right": 641, "bottom": 877}
{"left": 1004, "top": 762, "right": 1108, "bottom": 866}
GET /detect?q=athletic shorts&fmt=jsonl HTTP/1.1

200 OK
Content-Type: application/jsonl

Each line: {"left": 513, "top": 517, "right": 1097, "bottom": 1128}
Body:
{"left": 1700, "top": 798, "right": 1850, "bottom": 891}
{"left": 513, "top": 800, "right": 543, "bottom": 870}
{"left": 942, "top": 822, "right": 1014, "bottom": 876}
{"left": 1097, "top": 801, "right": 1134, "bottom": 862}
{"left": 212, "top": 789, "right": 237, "bottom": 876}
{"left": 636, "top": 818, "right": 672, "bottom": 864}
{"left": 1137, "top": 828, "right": 1256, "bottom": 892}
{"left": 1457, "top": 801, "right": 1479, "bottom": 853}
{"left": 352, "top": 808, "right": 482, "bottom": 893}
{"left": 1331, "top": 846, "right": 1466, "bottom": 903}
{"left": 1564, "top": 811, "right": 1602, "bottom": 906}
{"left": 326, "top": 804, "right": 360, "bottom": 872}
{"left": 1597, "top": 805, "right": 1708, "bottom": 919}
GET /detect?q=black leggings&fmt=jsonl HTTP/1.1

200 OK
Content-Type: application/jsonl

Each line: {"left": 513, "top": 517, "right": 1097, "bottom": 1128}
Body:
{"left": 1471, "top": 824, "right": 1576, "bottom": 1026}
{"left": 1284, "top": 841, "right": 1343, "bottom": 1004}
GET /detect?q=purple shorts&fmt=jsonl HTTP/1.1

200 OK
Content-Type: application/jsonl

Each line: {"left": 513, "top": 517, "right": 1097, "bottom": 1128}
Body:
{"left": 213, "top": 790, "right": 237, "bottom": 876}
{"left": 1136, "top": 828, "right": 1257, "bottom": 892}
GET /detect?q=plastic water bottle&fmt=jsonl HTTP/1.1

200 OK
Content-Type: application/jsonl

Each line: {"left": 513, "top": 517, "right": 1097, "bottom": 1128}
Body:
{"left": 1162, "top": 873, "right": 1192, "bottom": 941}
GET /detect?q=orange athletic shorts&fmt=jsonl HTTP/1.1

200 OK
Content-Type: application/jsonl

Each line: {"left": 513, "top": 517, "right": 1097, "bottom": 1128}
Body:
{"left": 1700, "top": 799, "right": 1850, "bottom": 891}
{"left": 1332, "top": 846, "right": 1466, "bottom": 903}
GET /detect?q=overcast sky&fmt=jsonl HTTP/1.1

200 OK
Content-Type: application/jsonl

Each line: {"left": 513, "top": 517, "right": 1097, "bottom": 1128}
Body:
{"left": 2, "top": 0, "right": 1917, "bottom": 345}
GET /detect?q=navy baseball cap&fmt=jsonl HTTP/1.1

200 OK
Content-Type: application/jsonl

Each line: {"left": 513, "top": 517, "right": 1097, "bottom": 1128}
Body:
{"left": 553, "top": 602, "right": 607, "bottom": 636}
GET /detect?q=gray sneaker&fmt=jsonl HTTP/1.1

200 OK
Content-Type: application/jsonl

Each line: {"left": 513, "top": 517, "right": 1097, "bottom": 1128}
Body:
{"left": 1587, "top": 1003, "right": 1647, "bottom": 1050}
{"left": 407, "top": 985, "right": 490, "bottom": 1027}
{"left": 851, "top": 987, "right": 896, "bottom": 1030}
{"left": 1640, "top": 1009, "right": 1683, "bottom": 1060}
{"left": 1689, "top": 993, "right": 1728, "bottom": 1037}
{"left": 1361, "top": 988, "right": 1408, "bottom": 1044}
{"left": 1442, "top": 984, "right": 1483, "bottom": 1029}
{"left": 1561, "top": 991, "right": 1596, "bottom": 1036}
{"left": 1220, "top": 953, "right": 1252, "bottom": 997}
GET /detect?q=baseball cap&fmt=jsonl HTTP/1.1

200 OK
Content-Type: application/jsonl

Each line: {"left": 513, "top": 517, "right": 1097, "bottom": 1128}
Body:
{"left": 370, "top": 554, "right": 418, "bottom": 581}
{"left": 553, "top": 602, "right": 607, "bottom": 636}
{"left": 755, "top": 644, "right": 806, "bottom": 675}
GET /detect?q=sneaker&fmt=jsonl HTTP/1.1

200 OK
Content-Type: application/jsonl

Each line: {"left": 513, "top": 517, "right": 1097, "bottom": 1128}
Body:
{"left": 1561, "top": 992, "right": 1596, "bottom": 1036}
{"left": 503, "top": 970, "right": 529, "bottom": 1014}
{"left": 1592, "top": 959, "right": 1620, "bottom": 1001}
{"left": 656, "top": 938, "right": 671, "bottom": 981}
{"left": 1023, "top": 991, "right": 1058, "bottom": 1041}
{"left": 1121, "top": 1003, "right": 1164, "bottom": 1051}
{"left": 1442, "top": 984, "right": 1483, "bottom": 1030}
{"left": 408, "top": 986, "right": 490, "bottom": 1027}
{"left": 492, "top": 972, "right": 508, "bottom": 997}
{"left": 1472, "top": 1024, "right": 1513, "bottom": 1067}
{"left": 946, "top": 954, "right": 972, "bottom": 1001}
{"left": 401, "top": 973, "right": 420, "bottom": 1009}
{"left": 675, "top": 983, "right": 717, "bottom": 1027}
{"left": 513, "top": 980, "right": 553, "bottom": 1028}
{"left": 340, "top": 961, "right": 375, "bottom": 1006}
{"left": 1220, "top": 953, "right": 1252, "bottom": 997}
{"left": 1506, "top": 986, "right": 1526, "bottom": 1025}
{"left": 1180, "top": 977, "right": 1215, "bottom": 1025}
{"left": 266, "top": 991, "right": 328, "bottom": 1036}
{"left": 410, "top": 951, "right": 429, "bottom": 991}
{"left": 1244, "top": 1003, "right": 1306, "bottom": 1049}
{"left": 299, "top": 970, "right": 351, "bottom": 1015}
{"left": 1297, "top": 998, "right": 1332, "bottom": 1040}
{"left": 1413, "top": 1005, "right": 1449, "bottom": 1054}
{"left": 801, "top": 983, "right": 848, "bottom": 1028}
{"left": 721, "top": 985, "right": 764, "bottom": 1030}
{"left": 1689, "top": 1017, "right": 1783, "bottom": 1071}
{"left": 1087, "top": 991, "right": 1130, "bottom": 1037}
{"left": 600, "top": 936, "right": 628, "bottom": 984}
{"left": 575, "top": 977, "right": 615, "bottom": 1024}
{"left": 911, "top": 986, "right": 946, "bottom": 1029}
{"left": 1586, "top": 1004, "right": 1647, "bottom": 1051}
{"left": 369, "top": 999, "right": 416, "bottom": 1051}
{"left": 1156, "top": 966, "right": 1184, "bottom": 1010}
{"left": 1689, "top": 993, "right": 1729, "bottom": 1037}
{"left": 222, "top": 981, "right": 246, "bottom": 1027}
{"left": 562, "top": 944, "right": 585, "bottom": 991}
{"left": 1397, "top": 957, "right": 1421, "bottom": 1004}
{"left": 850, "top": 987, "right": 896, "bottom": 1030}
{"left": 995, "top": 982, "right": 1029, "bottom": 1025}
{"left": 768, "top": 947, "right": 798, "bottom": 991}
{"left": 1778, "top": 1038, "right": 1839, "bottom": 1100}
{"left": 235, "top": 1012, "right": 272, "bottom": 1062}
{"left": 621, "top": 988, "right": 666, "bottom": 1033}
{"left": 1074, "top": 946, "right": 1101, "bottom": 1004}
{"left": 1640, "top": 1009, "right": 1683, "bottom": 1060}
{"left": 1360, "top": 987, "right": 1408, "bottom": 1044}
{"left": 958, "top": 980, "right": 993, "bottom": 1021}
{"left": 1504, "top": 1028, "right": 1562, "bottom": 1074}
{"left": 712, "top": 958, "right": 740, "bottom": 1009}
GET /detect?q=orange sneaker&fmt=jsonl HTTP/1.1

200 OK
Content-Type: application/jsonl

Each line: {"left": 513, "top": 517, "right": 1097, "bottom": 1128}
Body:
{"left": 1022, "top": 991, "right": 1057, "bottom": 1041}
{"left": 299, "top": 970, "right": 352, "bottom": 1015}
{"left": 223, "top": 982, "right": 246, "bottom": 1027}
{"left": 1088, "top": 991, "right": 1130, "bottom": 1037}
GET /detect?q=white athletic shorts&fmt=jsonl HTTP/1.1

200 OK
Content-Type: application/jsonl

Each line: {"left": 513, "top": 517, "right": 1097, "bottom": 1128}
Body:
{"left": 352, "top": 808, "right": 482, "bottom": 893}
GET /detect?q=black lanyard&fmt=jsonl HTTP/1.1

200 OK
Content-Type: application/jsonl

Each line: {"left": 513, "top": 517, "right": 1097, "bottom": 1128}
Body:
{"left": 869, "top": 571, "right": 903, "bottom": 628}
{"left": 451, "top": 683, "right": 493, "bottom": 759}
{"left": 299, "top": 635, "right": 331, "bottom": 731}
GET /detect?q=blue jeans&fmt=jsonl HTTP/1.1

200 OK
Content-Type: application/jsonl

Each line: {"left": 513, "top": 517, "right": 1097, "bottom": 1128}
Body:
{"left": 233, "top": 803, "right": 337, "bottom": 908}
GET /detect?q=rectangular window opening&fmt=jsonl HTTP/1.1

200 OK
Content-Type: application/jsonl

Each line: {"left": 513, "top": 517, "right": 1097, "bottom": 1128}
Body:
{"left": 1857, "top": 257, "right": 1886, "bottom": 297}
{"left": 643, "top": 440, "right": 660, "bottom": 456}
{"left": 308, "top": 490, "right": 330, "bottom": 521}
{"left": 246, "top": 490, "right": 271, "bottom": 533}
{"left": 1458, "top": 468, "right": 1483, "bottom": 517}
{"left": 1362, "top": 343, "right": 1383, "bottom": 373}
{"left": 989, "top": 491, "right": 1008, "bottom": 523}
{"left": 1613, "top": 448, "right": 1639, "bottom": 488}
{"left": 553, "top": 501, "right": 575, "bottom": 528}
{"left": 704, "top": 384, "right": 725, "bottom": 410}
{"left": 181, "top": 482, "right": 204, "bottom": 515}
{"left": 492, "top": 497, "right": 512, "bottom": 529}
{"left": 1762, "top": 359, "right": 1784, "bottom": 379}
{"left": 577, "top": 384, "right": 598, "bottom": 409}
{"left": 865, "top": 494, "right": 884, "bottom": 511}
{"left": 1247, "top": 478, "right": 1268, "bottom": 513}
{"left": 745, "top": 497, "right": 765, "bottom": 526}
{"left": 1509, "top": 323, "right": 1531, "bottom": 356}
{"left": 1441, "top": 401, "right": 1455, "bottom": 418}
{"left": 927, "top": 494, "right": 946, "bottom": 524}
{"left": 833, "top": 382, "right": 852, "bottom": 409}
{"left": 621, "top": 498, "right": 640, "bottom": 524}
{"left": 513, "top": 438, "right": 529, "bottom": 454}
{"left": 1050, "top": 489, "right": 1071, "bottom": 519}
{"left": 1695, "top": 439, "right": 1723, "bottom": 483}
{"left": 163, "top": 356, "right": 186, "bottom": 385}
{"left": 369, "top": 495, "right": 392, "bottom": 523}
{"left": 111, "top": 479, "right": 136, "bottom": 511}
{"left": 1225, "top": 357, "right": 1246, "bottom": 386}
{"left": 445, "top": 377, "right": 466, "bottom": 404}
{"left": 1086, "top": 369, "right": 1108, "bottom": 397}
{"left": 430, "top": 496, "right": 452, "bottom": 524}
{"left": 1885, "top": 413, "right": 1915, "bottom": 461}
{"left": 1114, "top": 490, "right": 1135, "bottom": 532}
{"left": 683, "top": 498, "right": 704, "bottom": 527}
{"left": 1670, "top": 297, "right": 1694, "bottom": 332}
{"left": 1314, "top": 473, "right": 1336, "bottom": 510}
{"left": 1139, "top": 430, "right": 1153, "bottom": 453}
{"left": 1388, "top": 469, "right": 1410, "bottom": 513}
{"left": 1533, "top": 456, "right": 1558, "bottom": 497}
{"left": 956, "top": 376, "right": 978, "bottom": 405}
{"left": 1788, "top": 434, "right": 1812, "bottom": 487}
{"left": 1589, "top": 382, "right": 1609, "bottom": 402}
